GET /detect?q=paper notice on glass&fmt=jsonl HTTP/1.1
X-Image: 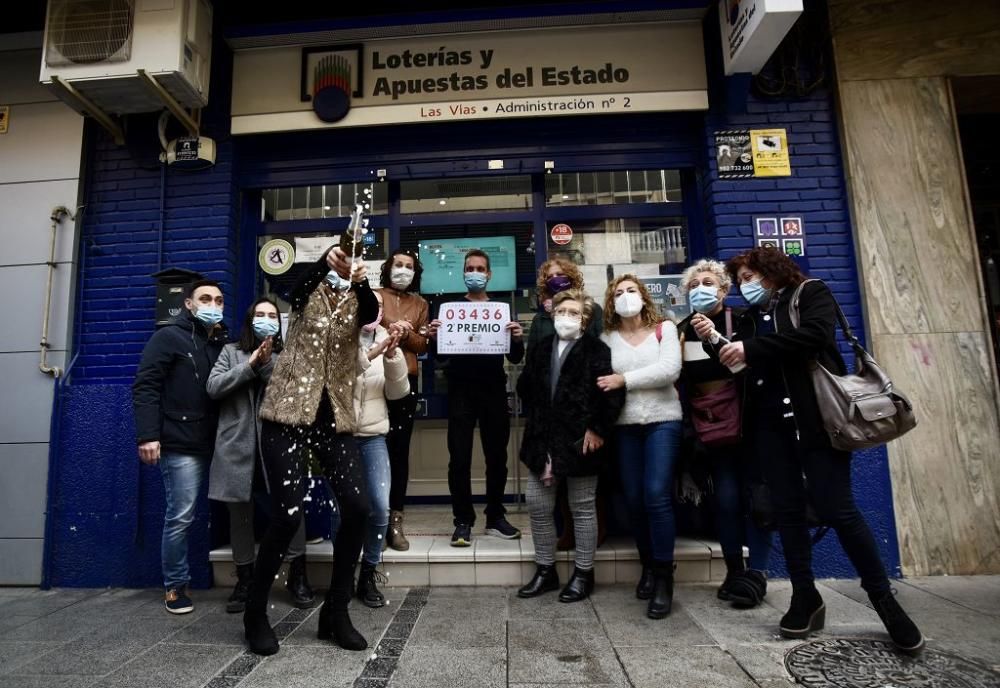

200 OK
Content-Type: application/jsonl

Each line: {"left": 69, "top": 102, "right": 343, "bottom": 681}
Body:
{"left": 580, "top": 264, "right": 611, "bottom": 299}
{"left": 294, "top": 236, "right": 336, "bottom": 263}
{"left": 613, "top": 262, "right": 660, "bottom": 277}
{"left": 436, "top": 301, "right": 511, "bottom": 355}
{"left": 583, "top": 232, "right": 632, "bottom": 264}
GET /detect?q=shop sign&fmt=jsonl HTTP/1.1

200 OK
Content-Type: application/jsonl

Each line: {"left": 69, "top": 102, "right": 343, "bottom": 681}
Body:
{"left": 715, "top": 128, "right": 790, "bottom": 178}
{"left": 550, "top": 223, "right": 573, "bottom": 246}
{"left": 755, "top": 215, "right": 805, "bottom": 256}
{"left": 640, "top": 275, "right": 691, "bottom": 321}
{"left": 232, "top": 22, "right": 708, "bottom": 134}
{"left": 259, "top": 239, "right": 294, "bottom": 275}
{"left": 720, "top": 0, "right": 803, "bottom": 75}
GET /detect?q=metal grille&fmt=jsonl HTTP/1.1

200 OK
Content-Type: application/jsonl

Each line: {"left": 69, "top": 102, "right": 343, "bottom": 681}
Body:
{"left": 45, "top": 0, "right": 135, "bottom": 66}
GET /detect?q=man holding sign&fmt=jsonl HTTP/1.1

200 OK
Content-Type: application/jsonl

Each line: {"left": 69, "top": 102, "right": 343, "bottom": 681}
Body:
{"left": 428, "top": 249, "right": 525, "bottom": 546}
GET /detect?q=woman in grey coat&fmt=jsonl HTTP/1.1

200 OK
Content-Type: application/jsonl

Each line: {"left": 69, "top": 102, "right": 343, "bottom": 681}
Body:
{"left": 207, "top": 298, "right": 314, "bottom": 613}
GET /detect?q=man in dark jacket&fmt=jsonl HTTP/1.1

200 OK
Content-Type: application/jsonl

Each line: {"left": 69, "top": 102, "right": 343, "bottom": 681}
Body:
{"left": 133, "top": 279, "right": 228, "bottom": 614}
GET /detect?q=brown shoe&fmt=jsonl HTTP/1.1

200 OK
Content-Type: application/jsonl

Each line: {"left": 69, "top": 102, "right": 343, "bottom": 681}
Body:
{"left": 387, "top": 510, "right": 410, "bottom": 551}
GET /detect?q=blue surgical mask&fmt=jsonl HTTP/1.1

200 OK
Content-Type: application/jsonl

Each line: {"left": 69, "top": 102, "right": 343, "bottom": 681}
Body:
{"left": 252, "top": 317, "right": 279, "bottom": 339}
{"left": 194, "top": 304, "right": 223, "bottom": 326}
{"left": 740, "top": 279, "right": 773, "bottom": 307}
{"left": 325, "top": 271, "right": 351, "bottom": 291}
{"left": 689, "top": 285, "right": 721, "bottom": 314}
{"left": 464, "top": 271, "right": 488, "bottom": 293}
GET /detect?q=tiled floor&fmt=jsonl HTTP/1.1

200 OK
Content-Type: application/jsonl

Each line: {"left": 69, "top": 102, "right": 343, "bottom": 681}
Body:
{"left": 1, "top": 577, "right": 999, "bottom": 687}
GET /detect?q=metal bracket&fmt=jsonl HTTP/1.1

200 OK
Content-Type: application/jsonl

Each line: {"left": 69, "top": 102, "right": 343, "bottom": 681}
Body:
{"left": 49, "top": 76, "right": 124, "bottom": 145}
{"left": 136, "top": 69, "right": 199, "bottom": 138}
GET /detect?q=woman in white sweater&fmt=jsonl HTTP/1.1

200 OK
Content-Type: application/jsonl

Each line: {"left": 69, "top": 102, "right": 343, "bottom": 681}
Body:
{"left": 331, "top": 289, "right": 409, "bottom": 609}
{"left": 598, "top": 274, "right": 682, "bottom": 620}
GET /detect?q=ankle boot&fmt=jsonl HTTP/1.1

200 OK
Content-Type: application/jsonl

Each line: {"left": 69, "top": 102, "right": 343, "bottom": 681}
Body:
{"left": 717, "top": 555, "right": 745, "bottom": 601}
{"left": 317, "top": 600, "right": 368, "bottom": 651}
{"left": 635, "top": 563, "right": 655, "bottom": 601}
{"left": 728, "top": 570, "right": 768, "bottom": 609}
{"left": 285, "top": 555, "right": 316, "bottom": 609}
{"left": 559, "top": 567, "right": 595, "bottom": 603}
{"left": 517, "top": 564, "right": 560, "bottom": 598}
{"left": 870, "top": 590, "right": 924, "bottom": 655}
{"left": 227, "top": 563, "right": 253, "bottom": 614}
{"left": 243, "top": 608, "right": 279, "bottom": 656}
{"left": 387, "top": 510, "right": 410, "bottom": 551}
{"left": 780, "top": 585, "right": 825, "bottom": 639}
{"left": 356, "top": 563, "right": 387, "bottom": 608}
{"left": 646, "top": 562, "right": 674, "bottom": 619}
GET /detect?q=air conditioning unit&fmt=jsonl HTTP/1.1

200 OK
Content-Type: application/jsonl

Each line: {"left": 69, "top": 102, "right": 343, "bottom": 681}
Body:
{"left": 40, "top": 0, "right": 212, "bottom": 115}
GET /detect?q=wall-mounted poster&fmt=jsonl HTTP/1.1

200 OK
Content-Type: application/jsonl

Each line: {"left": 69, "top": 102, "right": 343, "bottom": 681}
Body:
{"left": 715, "top": 130, "right": 754, "bottom": 178}
{"left": 756, "top": 215, "right": 806, "bottom": 255}
{"left": 715, "top": 128, "right": 791, "bottom": 178}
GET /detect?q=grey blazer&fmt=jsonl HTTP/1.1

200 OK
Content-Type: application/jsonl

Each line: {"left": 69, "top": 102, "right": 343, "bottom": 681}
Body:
{"left": 206, "top": 343, "right": 275, "bottom": 502}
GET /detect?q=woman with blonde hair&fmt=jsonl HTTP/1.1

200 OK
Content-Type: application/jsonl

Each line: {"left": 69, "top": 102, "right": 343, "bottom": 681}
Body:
{"left": 599, "top": 275, "right": 682, "bottom": 619}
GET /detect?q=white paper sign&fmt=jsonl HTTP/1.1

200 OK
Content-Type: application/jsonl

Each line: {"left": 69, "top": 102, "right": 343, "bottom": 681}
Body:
{"left": 437, "top": 301, "right": 511, "bottom": 355}
{"left": 294, "top": 236, "right": 336, "bottom": 263}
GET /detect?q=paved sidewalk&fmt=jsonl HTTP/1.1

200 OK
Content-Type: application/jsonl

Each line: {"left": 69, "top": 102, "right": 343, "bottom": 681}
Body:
{"left": 1, "top": 577, "right": 999, "bottom": 688}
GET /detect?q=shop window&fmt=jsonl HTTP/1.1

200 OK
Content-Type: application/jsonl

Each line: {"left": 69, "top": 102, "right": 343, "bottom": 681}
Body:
{"left": 399, "top": 175, "right": 532, "bottom": 214}
{"left": 545, "top": 169, "right": 682, "bottom": 206}
{"left": 262, "top": 183, "right": 388, "bottom": 221}
{"left": 545, "top": 217, "right": 690, "bottom": 318}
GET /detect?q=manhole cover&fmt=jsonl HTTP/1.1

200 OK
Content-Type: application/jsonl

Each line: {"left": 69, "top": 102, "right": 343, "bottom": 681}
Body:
{"left": 784, "top": 638, "right": 1000, "bottom": 687}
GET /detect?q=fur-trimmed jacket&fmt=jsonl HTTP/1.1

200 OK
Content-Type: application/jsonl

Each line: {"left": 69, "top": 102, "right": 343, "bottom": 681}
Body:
{"left": 517, "top": 332, "right": 625, "bottom": 478}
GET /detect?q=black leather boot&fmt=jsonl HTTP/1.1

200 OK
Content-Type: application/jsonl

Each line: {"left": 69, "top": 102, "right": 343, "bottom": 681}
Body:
{"left": 717, "top": 555, "right": 745, "bottom": 601}
{"left": 226, "top": 563, "right": 253, "bottom": 614}
{"left": 517, "top": 564, "right": 560, "bottom": 598}
{"left": 780, "top": 585, "right": 825, "bottom": 639}
{"left": 728, "top": 570, "right": 768, "bottom": 608}
{"left": 317, "top": 599, "right": 368, "bottom": 651}
{"left": 635, "top": 565, "right": 655, "bottom": 600}
{"left": 871, "top": 590, "right": 924, "bottom": 655}
{"left": 356, "top": 563, "right": 387, "bottom": 608}
{"left": 243, "top": 592, "right": 279, "bottom": 657}
{"left": 285, "top": 555, "right": 315, "bottom": 609}
{"left": 646, "top": 562, "right": 674, "bottom": 619}
{"left": 559, "top": 567, "right": 595, "bottom": 603}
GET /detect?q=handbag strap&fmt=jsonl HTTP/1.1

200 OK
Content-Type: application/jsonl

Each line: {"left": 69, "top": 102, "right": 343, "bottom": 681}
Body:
{"left": 789, "top": 279, "right": 865, "bottom": 355}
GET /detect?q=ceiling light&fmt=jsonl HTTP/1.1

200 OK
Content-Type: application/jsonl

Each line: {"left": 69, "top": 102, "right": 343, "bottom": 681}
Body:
{"left": 439, "top": 200, "right": 447, "bottom": 205}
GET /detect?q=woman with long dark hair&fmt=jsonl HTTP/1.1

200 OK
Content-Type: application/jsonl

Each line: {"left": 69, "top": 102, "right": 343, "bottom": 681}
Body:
{"left": 242, "top": 247, "right": 378, "bottom": 656}
{"left": 692, "top": 247, "right": 923, "bottom": 653}
{"left": 378, "top": 249, "right": 429, "bottom": 550}
{"left": 207, "top": 299, "right": 314, "bottom": 613}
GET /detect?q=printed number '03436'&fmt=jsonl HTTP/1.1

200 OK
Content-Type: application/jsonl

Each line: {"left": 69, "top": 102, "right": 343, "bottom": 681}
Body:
{"left": 444, "top": 308, "right": 504, "bottom": 320}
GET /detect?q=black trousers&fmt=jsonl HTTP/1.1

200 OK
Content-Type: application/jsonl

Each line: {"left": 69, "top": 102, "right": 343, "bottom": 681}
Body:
{"left": 751, "top": 412, "right": 891, "bottom": 596}
{"left": 247, "top": 396, "right": 368, "bottom": 614}
{"left": 447, "top": 377, "right": 510, "bottom": 526}
{"left": 386, "top": 374, "right": 419, "bottom": 512}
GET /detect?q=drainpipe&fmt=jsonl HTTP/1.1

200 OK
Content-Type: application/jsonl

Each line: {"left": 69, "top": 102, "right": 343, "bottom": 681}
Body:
{"left": 39, "top": 206, "right": 73, "bottom": 378}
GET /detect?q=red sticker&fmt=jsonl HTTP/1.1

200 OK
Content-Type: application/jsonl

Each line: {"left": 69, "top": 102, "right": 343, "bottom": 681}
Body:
{"left": 550, "top": 223, "right": 573, "bottom": 245}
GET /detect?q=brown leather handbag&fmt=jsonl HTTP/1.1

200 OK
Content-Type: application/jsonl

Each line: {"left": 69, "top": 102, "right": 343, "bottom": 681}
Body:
{"left": 688, "top": 309, "right": 741, "bottom": 447}
{"left": 789, "top": 280, "right": 917, "bottom": 451}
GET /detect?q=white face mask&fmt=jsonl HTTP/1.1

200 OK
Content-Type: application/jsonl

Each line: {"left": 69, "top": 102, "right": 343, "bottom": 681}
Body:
{"left": 553, "top": 315, "right": 582, "bottom": 340}
{"left": 390, "top": 266, "right": 414, "bottom": 290}
{"left": 614, "top": 292, "right": 643, "bottom": 318}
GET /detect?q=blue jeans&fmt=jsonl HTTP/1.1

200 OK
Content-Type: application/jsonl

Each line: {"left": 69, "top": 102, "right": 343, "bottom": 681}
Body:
{"left": 159, "top": 452, "right": 208, "bottom": 590}
{"left": 330, "top": 435, "right": 391, "bottom": 566}
{"left": 617, "top": 421, "right": 682, "bottom": 564}
{"left": 709, "top": 448, "right": 772, "bottom": 572}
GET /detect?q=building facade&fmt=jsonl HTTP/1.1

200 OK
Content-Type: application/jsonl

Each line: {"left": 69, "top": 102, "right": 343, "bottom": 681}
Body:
{"left": 0, "top": 0, "right": 996, "bottom": 586}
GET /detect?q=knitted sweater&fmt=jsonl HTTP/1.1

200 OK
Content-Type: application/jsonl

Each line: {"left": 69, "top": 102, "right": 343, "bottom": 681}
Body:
{"left": 354, "top": 326, "right": 411, "bottom": 437}
{"left": 600, "top": 323, "right": 683, "bottom": 425}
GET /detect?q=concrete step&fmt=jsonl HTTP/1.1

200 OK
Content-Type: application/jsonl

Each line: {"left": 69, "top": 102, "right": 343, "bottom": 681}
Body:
{"left": 210, "top": 533, "right": 740, "bottom": 588}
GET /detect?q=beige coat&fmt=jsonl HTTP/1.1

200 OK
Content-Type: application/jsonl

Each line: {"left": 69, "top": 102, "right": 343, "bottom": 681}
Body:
{"left": 354, "top": 326, "right": 411, "bottom": 437}
{"left": 260, "top": 282, "right": 363, "bottom": 431}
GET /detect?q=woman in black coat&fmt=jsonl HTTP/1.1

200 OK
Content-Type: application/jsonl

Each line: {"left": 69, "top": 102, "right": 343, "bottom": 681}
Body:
{"left": 516, "top": 289, "right": 625, "bottom": 603}
{"left": 692, "top": 247, "right": 923, "bottom": 654}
